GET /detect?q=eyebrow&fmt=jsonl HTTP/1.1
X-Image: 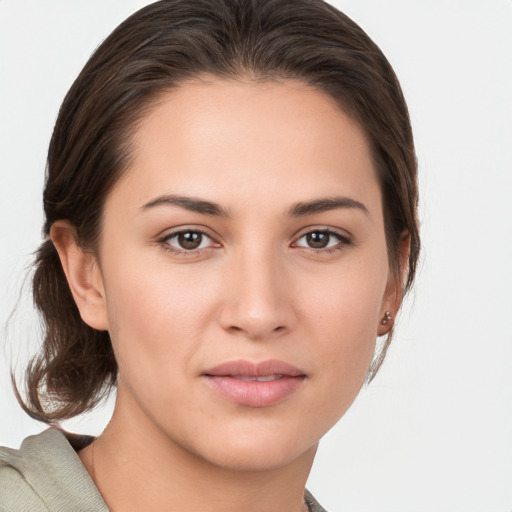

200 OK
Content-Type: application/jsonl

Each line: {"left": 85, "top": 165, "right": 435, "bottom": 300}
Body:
{"left": 288, "top": 196, "right": 369, "bottom": 217}
{"left": 141, "top": 194, "right": 229, "bottom": 217}
{"left": 141, "top": 194, "right": 368, "bottom": 218}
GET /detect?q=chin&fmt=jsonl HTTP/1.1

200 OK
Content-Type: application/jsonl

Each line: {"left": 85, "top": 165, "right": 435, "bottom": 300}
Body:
{"left": 185, "top": 425, "right": 319, "bottom": 472}
{"left": 206, "top": 443, "right": 316, "bottom": 472}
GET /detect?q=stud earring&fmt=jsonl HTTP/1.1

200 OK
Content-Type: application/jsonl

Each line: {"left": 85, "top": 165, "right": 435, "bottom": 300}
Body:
{"left": 380, "top": 311, "right": 392, "bottom": 325}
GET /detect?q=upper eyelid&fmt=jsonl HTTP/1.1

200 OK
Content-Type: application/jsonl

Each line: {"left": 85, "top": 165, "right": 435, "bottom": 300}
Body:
{"left": 292, "top": 225, "right": 352, "bottom": 241}
{"left": 157, "top": 225, "right": 219, "bottom": 241}
{"left": 163, "top": 230, "right": 213, "bottom": 242}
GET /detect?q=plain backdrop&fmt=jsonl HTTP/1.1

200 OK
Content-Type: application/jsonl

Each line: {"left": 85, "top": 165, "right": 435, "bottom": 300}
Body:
{"left": 1, "top": 1, "right": 511, "bottom": 511}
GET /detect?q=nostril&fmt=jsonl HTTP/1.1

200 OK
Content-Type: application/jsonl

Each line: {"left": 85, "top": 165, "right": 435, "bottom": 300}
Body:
{"left": 224, "top": 323, "right": 288, "bottom": 339}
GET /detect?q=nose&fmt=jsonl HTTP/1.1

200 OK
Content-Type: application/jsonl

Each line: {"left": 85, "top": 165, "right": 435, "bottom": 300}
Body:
{"left": 218, "top": 246, "right": 297, "bottom": 341}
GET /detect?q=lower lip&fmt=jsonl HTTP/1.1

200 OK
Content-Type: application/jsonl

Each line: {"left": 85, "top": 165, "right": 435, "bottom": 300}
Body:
{"left": 204, "top": 375, "right": 305, "bottom": 407}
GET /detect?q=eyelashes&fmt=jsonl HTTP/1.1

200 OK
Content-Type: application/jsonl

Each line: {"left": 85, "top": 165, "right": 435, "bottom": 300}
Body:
{"left": 157, "top": 226, "right": 353, "bottom": 257}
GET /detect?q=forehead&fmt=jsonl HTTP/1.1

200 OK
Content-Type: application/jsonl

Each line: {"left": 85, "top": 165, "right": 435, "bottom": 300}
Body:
{"left": 111, "top": 78, "right": 381, "bottom": 218}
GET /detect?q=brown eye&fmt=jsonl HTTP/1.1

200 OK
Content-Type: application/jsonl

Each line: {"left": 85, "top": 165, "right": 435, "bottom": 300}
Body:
{"left": 177, "top": 231, "right": 203, "bottom": 250}
{"left": 294, "top": 230, "right": 349, "bottom": 251}
{"left": 162, "top": 230, "right": 216, "bottom": 252}
{"left": 305, "top": 232, "right": 330, "bottom": 249}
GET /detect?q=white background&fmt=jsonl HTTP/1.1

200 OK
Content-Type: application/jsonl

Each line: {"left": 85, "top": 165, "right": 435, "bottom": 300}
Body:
{"left": 1, "top": 1, "right": 511, "bottom": 511}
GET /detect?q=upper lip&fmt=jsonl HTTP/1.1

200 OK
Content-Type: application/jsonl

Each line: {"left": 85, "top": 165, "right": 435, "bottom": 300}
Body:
{"left": 204, "top": 359, "right": 305, "bottom": 377}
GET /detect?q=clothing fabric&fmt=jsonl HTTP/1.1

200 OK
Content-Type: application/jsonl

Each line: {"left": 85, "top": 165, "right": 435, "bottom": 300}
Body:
{"left": 0, "top": 428, "right": 327, "bottom": 512}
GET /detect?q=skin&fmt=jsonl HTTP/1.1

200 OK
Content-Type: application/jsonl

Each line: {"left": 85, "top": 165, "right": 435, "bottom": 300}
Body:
{"left": 52, "top": 79, "right": 406, "bottom": 512}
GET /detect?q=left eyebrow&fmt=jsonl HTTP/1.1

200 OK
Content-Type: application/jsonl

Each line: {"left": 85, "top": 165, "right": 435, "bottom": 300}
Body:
{"left": 288, "top": 196, "right": 369, "bottom": 217}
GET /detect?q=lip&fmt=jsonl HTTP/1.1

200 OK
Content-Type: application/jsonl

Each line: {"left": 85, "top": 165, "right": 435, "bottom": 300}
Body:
{"left": 203, "top": 359, "right": 306, "bottom": 408}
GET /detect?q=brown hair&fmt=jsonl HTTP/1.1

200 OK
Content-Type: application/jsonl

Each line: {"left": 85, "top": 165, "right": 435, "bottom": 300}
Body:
{"left": 17, "top": 0, "right": 420, "bottom": 422}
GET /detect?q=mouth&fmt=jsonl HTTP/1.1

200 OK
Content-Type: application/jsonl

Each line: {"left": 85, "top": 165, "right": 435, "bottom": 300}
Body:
{"left": 203, "top": 359, "right": 306, "bottom": 408}
{"left": 231, "top": 374, "right": 284, "bottom": 382}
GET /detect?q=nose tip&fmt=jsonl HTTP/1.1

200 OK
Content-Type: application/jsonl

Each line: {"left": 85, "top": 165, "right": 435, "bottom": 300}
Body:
{"left": 217, "top": 256, "right": 296, "bottom": 341}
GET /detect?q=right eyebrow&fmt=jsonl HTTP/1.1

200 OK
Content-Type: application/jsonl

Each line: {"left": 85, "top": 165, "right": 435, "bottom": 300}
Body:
{"left": 140, "top": 194, "right": 230, "bottom": 217}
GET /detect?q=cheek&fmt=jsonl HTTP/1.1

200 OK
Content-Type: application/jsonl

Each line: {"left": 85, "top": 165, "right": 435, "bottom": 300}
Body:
{"left": 302, "top": 249, "right": 388, "bottom": 343}
{"left": 299, "top": 252, "right": 388, "bottom": 415}
{"left": 309, "top": 280, "right": 379, "bottom": 381}
{"left": 100, "top": 247, "right": 225, "bottom": 388}
{"left": 101, "top": 258, "right": 188, "bottom": 366}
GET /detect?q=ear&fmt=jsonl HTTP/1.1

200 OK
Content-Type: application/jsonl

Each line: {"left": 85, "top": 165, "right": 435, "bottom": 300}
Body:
{"left": 50, "top": 220, "right": 109, "bottom": 331}
{"left": 377, "top": 232, "right": 411, "bottom": 336}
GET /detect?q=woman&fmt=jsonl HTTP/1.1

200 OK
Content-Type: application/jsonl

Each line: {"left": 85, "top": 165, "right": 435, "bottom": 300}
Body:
{"left": 0, "top": 0, "right": 419, "bottom": 510}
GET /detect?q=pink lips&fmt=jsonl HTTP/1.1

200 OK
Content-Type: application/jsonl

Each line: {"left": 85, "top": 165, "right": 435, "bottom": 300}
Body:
{"left": 203, "top": 359, "right": 306, "bottom": 407}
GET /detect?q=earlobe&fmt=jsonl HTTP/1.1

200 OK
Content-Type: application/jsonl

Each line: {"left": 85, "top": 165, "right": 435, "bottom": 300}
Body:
{"left": 377, "top": 310, "right": 394, "bottom": 337}
{"left": 50, "top": 220, "right": 109, "bottom": 331}
{"left": 377, "top": 232, "right": 411, "bottom": 336}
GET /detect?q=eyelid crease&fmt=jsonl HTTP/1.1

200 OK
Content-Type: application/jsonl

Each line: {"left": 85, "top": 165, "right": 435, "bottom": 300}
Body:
{"left": 154, "top": 224, "right": 220, "bottom": 241}
{"left": 161, "top": 228, "right": 213, "bottom": 241}
{"left": 292, "top": 225, "right": 353, "bottom": 242}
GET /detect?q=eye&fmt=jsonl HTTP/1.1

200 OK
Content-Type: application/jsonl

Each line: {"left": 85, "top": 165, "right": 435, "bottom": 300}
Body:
{"left": 293, "top": 229, "right": 350, "bottom": 251}
{"left": 160, "top": 229, "right": 218, "bottom": 253}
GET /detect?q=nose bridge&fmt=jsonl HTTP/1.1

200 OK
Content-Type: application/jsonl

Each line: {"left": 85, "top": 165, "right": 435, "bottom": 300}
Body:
{"left": 219, "top": 240, "right": 295, "bottom": 339}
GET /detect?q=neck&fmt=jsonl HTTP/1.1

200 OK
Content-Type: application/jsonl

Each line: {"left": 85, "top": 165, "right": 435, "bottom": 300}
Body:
{"left": 79, "top": 388, "right": 316, "bottom": 512}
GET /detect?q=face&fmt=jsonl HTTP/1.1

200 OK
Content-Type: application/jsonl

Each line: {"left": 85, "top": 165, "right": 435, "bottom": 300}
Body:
{"left": 92, "top": 79, "right": 396, "bottom": 470}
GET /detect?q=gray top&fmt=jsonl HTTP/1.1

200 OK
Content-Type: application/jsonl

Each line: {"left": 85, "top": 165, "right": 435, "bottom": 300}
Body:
{"left": 0, "top": 428, "right": 327, "bottom": 512}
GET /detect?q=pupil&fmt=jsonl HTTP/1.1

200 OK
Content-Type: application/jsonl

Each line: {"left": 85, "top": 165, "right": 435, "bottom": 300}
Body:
{"left": 306, "top": 232, "right": 329, "bottom": 248}
{"left": 178, "top": 232, "right": 202, "bottom": 249}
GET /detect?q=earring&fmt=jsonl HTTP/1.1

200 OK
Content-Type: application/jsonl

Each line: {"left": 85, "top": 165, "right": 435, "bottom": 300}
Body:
{"left": 380, "top": 311, "right": 392, "bottom": 325}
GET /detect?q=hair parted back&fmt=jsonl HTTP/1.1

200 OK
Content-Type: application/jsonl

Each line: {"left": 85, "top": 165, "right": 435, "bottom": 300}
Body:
{"left": 17, "top": 0, "right": 419, "bottom": 423}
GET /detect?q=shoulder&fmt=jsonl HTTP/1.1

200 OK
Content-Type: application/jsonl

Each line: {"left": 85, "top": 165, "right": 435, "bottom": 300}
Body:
{"left": 305, "top": 489, "right": 329, "bottom": 512}
{"left": 0, "top": 428, "right": 108, "bottom": 512}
